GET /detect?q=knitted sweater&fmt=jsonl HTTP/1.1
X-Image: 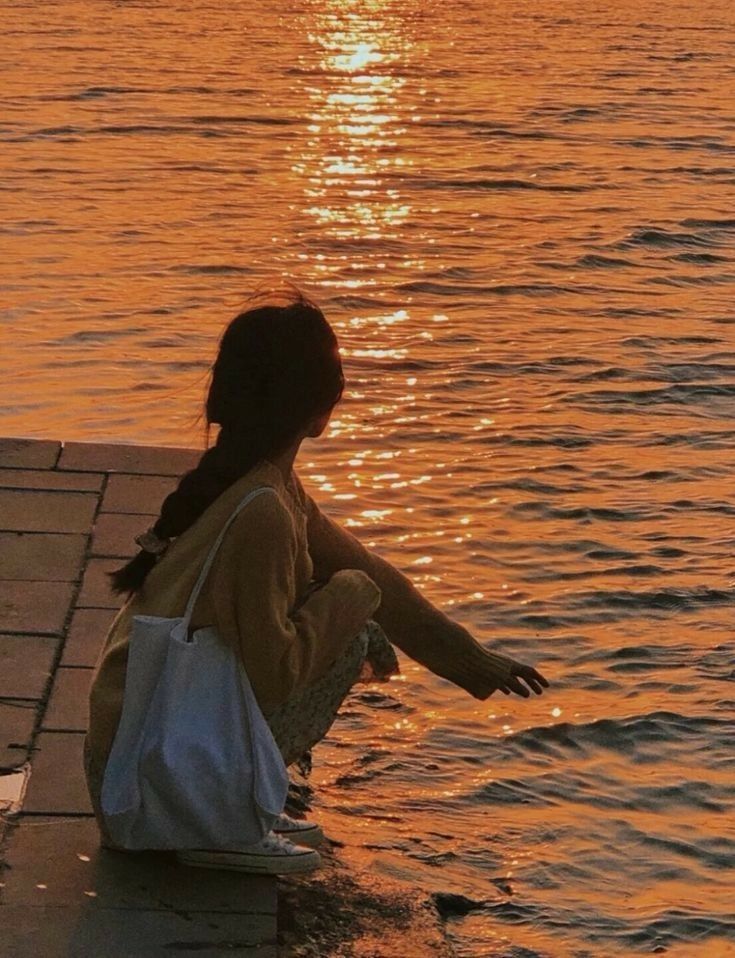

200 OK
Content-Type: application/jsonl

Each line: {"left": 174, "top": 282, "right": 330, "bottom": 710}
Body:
{"left": 87, "top": 459, "right": 514, "bottom": 773}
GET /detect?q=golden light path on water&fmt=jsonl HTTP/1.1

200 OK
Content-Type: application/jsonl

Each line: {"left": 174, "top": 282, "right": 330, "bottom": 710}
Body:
{"left": 289, "top": 0, "right": 447, "bottom": 566}
{"left": 299, "top": 15, "right": 411, "bottom": 247}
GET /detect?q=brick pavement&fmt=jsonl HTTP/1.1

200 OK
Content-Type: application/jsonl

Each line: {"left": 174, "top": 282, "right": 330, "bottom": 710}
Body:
{"left": 0, "top": 437, "right": 277, "bottom": 958}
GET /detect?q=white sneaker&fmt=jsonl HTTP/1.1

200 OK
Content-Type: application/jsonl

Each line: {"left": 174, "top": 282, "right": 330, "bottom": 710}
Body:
{"left": 176, "top": 831, "right": 321, "bottom": 875}
{"left": 272, "top": 812, "right": 324, "bottom": 848}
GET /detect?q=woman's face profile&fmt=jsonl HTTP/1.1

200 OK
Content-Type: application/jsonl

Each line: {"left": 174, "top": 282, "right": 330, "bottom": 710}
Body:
{"left": 306, "top": 409, "right": 332, "bottom": 439}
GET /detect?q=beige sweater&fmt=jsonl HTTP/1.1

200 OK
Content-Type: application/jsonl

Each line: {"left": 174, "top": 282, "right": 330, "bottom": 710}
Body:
{"left": 87, "top": 460, "right": 514, "bottom": 772}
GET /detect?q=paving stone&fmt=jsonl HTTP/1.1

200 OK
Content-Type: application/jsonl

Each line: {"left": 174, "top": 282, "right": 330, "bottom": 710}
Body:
{"left": 43, "top": 668, "right": 92, "bottom": 733}
{"left": 101, "top": 473, "right": 177, "bottom": 514}
{"left": 0, "top": 580, "right": 74, "bottom": 635}
{"left": 0, "top": 700, "right": 37, "bottom": 771}
{"left": 0, "top": 532, "right": 87, "bottom": 581}
{"left": 61, "top": 609, "right": 117, "bottom": 667}
{"left": 59, "top": 441, "right": 199, "bottom": 476}
{"left": 0, "top": 438, "right": 60, "bottom": 469}
{"left": 0, "top": 468, "right": 103, "bottom": 492}
{"left": 23, "top": 732, "right": 92, "bottom": 814}
{"left": 0, "top": 634, "right": 58, "bottom": 699}
{"left": 2, "top": 817, "right": 277, "bottom": 916}
{"left": 76, "top": 559, "right": 124, "bottom": 610}
{"left": 0, "top": 905, "right": 277, "bottom": 958}
{"left": 0, "top": 489, "right": 98, "bottom": 534}
{"left": 91, "top": 513, "right": 158, "bottom": 558}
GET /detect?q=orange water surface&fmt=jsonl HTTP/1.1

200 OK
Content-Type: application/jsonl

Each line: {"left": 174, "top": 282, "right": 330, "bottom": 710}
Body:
{"left": 2, "top": 0, "right": 735, "bottom": 954}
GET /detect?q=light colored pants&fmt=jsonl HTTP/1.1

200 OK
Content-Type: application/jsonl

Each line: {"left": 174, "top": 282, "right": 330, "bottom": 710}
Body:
{"left": 265, "top": 619, "right": 396, "bottom": 766}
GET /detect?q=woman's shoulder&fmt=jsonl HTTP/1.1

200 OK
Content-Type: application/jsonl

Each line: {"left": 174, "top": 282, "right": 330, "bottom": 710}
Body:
{"left": 234, "top": 483, "right": 292, "bottom": 526}
{"left": 222, "top": 467, "right": 297, "bottom": 538}
{"left": 167, "top": 463, "right": 292, "bottom": 557}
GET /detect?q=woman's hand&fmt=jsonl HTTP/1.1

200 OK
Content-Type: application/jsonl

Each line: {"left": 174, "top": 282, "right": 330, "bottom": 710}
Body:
{"left": 464, "top": 647, "right": 550, "bottom": 701}
{"left": 495, "top": 660, "right": 549, "bottom": 698}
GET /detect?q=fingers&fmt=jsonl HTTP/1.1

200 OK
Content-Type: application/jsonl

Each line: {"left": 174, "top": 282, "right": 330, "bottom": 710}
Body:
{"left": 507, "top": 664, "right": 550, "bottom": 697}
{"left": 505, "top": 675, "right": 531, "bottom": 698}
{"left": 522, "top": 669, "right": 547, "bottom": 695}
{"left": 486, "top": 666, "right": 550, "bottom": 699}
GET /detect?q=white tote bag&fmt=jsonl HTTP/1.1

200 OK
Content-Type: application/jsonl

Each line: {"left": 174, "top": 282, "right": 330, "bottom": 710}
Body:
{"left": 100, "top": 486, "right": 289, "bottom": 850}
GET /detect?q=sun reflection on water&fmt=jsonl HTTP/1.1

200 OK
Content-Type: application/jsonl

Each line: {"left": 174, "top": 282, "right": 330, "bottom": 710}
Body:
{"left": 295, "top": 0, "right": 419, "bottom": 265}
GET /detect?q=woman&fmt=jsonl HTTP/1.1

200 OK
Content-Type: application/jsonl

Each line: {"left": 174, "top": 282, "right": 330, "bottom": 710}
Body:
{"left": 86, "top": 287, "right": 548, "bottom": 875}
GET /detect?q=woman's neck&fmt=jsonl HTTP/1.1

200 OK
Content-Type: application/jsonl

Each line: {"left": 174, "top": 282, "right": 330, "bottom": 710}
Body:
{"left": 266, "top": 437, "right": 302, "bottom": 482}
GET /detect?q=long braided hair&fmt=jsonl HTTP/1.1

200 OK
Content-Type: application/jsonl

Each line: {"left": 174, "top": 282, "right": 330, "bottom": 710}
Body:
{"left": 109, "top": 288, "right": 344, "bottom": 597}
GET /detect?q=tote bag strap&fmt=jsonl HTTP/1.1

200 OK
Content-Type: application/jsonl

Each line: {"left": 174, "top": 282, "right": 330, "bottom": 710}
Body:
{"left": 177, "top": 485, "right": 277, "bottom": 640}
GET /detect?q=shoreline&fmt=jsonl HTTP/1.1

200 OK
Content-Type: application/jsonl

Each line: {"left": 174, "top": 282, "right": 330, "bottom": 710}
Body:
{"left": 280, "top": 773, "right": 456, "bottom": 957}
{"left": 278, "top": 841, "right": 455, "bottom": 957}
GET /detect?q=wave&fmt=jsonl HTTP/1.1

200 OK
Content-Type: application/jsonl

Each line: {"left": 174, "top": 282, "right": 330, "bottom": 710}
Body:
{"left": 567, "top": 383, "right": 735, "bottom": 407}
{"left": 425, "top": 177, "right": 591, "bottom": 193}
{"left": 510, "top": 501, "right": 649, "bottom": 522}
{"left": 618, "top": 135, "right": 735, "bottom": 154}
{"left": 485, "top": 584, "right": 735, "bottom": 630}
{"left": 668, "top": 251, "right": 730, "bottom": 263}
{"left": 14, "top": 114, "right": 295, "bottom": 140}
{"left": 524, "top": 563, "right": 665, "bottom": 583}
{"left": 479, "top": 431, "right": 598, "bottom": 449}
{"left": 622, "top": 335, "right": 721, "bottom": 347}
{"left": 500, "top": 711, "right": 733, "bottom": 762}
{"left": 568, "top": 585, "right": 735, "bottom": 613}
{"left": 396, "top": 280, "right": 590, "bottom": 297}
{"left": 472, "top": 476, "right": 587, "bottom": 495}
{"left": 36, "top": 85, "right": 148, "bottom": 100}
{"left": 644, "top": 430, "right": 735, "bottom": 448}
{"left": 576, "top": 253, "right": 638, "bottom": 268}
{"left": 655, "top": 361, "right": 735, "bottom": 381}
{"left": 168, "top": 264, "right": 255, "bottom": 275}
{"left": 681, "top": 217, "right": 735, "bottom": 229}
{"left": 421, "top": 118, "right": 562, "bottom": 140}
{"left": 646, "top": 272, "right": 735, "bottom": 288}
{"left": 616, "top": 226, "right": 718, "bottom": 249}
{"left": 468, "top": 356, "right": 601, "bottom": 375}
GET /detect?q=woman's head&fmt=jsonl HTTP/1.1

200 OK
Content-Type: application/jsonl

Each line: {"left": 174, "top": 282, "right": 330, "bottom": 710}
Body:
{"left": 109, "top": 287, "right": 343, "bottom": 596}
{"left": 207, "top": 294, "right": 343, "bottom": 453}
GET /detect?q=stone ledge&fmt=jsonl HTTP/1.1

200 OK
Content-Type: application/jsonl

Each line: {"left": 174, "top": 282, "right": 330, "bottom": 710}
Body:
{"left": 61, "top": 609, "right": 117, "bottom": 668}
{"left": 76, "top": 559, "right": 124, "bottom": 610}
{"left": 0, "top": 701, "right": 37, "bottom": 771}
{"left": 0, "top": 489, "right": 98, "bottom": 535}
{"left": 0, "top": 532, "right": 87, "bottom": 582}
{"left": 43, "top": 668, "right": 93, "bottom": 733}
{"left": 101, "top": 474, "right": 177, "bottom": 514}
{"left": 23, "top": 732, "right": 92, "bottom": 815}
{"left": 0, "top": 580, "right": 75, "bottom": 635}
{"left": 2, "top": 817, "right": 277, "bottom": 915}
{"left": 91, "top": 513, "right": 158, "bottom": 559}
{"left": 0, "top": 468, "right": 103, "bottom": 492}
{"left": 0, "top": 818, "right": 277, "bottom": 957}
{"left": 0, "top": 635, "right": 58, "bottom": 700}
{"left": 0, "top": 439, "right": 61, "bottom": 470}
{"left": 58, "top": 441, "right": 200, "bottom": 476}
{"left": 0, "top": 904, "right": 278, "bottom": 958}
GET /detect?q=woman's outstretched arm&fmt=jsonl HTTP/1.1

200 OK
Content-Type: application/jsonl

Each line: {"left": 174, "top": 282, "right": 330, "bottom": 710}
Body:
{"left": 293, "top": 474, "right": 548, "bottom": 700}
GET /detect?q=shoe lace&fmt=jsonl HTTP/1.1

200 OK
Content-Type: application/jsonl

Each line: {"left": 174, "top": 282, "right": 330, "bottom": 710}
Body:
{"left": 261, "top": 831, "right": 297, "bottom": 853}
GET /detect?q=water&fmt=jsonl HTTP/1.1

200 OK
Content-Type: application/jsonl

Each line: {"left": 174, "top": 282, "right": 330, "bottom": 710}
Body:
{"left": 3, "top": 0, "right": 735, "bottom": 953}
